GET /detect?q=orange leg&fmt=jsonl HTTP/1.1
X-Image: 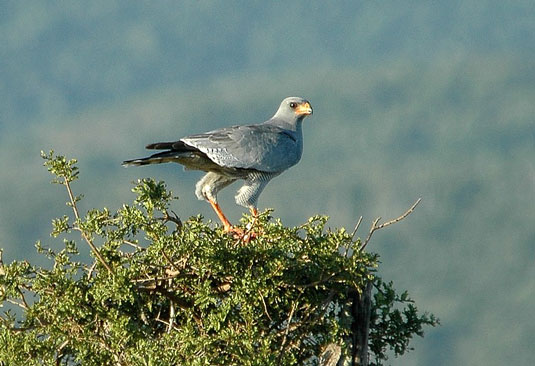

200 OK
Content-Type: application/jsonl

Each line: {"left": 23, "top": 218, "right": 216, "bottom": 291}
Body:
{"left": 208, "top": 199, "right": 250, "bottom": 242}
{"left": 208, "top": 200, "right": 261, "bottom": 243}
{"left": 208, "top": 199, "right": 233, "bottom": 232}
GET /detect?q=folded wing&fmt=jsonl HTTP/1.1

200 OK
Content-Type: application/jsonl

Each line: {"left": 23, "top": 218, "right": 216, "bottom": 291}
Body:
{"left": 180, "top": 124, "right": 301, "bottom": 173}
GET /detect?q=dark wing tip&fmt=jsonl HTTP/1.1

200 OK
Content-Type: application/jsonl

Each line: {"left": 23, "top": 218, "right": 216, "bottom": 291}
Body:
{"left": 146, "top": 141, "right": 195, "bottom": 151}
{"left": 122, "top": 157, "right": 155, "bottom": 166}
{"left": 146, "top": 142, "right": 174, "bottom": 150}
{"left": 121, "top": 159, "right": 136, "bottom": 167}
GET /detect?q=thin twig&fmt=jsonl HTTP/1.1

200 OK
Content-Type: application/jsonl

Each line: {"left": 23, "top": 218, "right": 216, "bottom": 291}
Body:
{"left": 277, "top": 301, "right": 298, "bottom": 364}
{"left": 288, "top": 272, "right": 338, "bottom": 289}
{"left": 350, "top": 216, "right": 363, "bottom": 240}
{"left": 0, "top": 249, "right": 4, "bottom": 275}
{"left": 259, "top": 290, "right": 273, "bottom": 322}
{"left": 299, "top": 290, "right": 336, "bottom": 329}
{"left": 282, "top": 301, "right": 298, "bottom": 341}
{"left": 56, "top": 339, "right": 69, "bottom": 366}
{"left": 16, "top": 287, "right": 29, "bottom": 310}
{"left": 374, "top": 197, "right": 422, "bottom": 231}
{"left": 283, "top": 290, "right": 337, "bottom": 360}
{"left": 344, "top": 216, "right": 363, "bottom": 257}
{"left": 87, "top": 261, "right": 97, "bottom": 280}
{"left": 158, "top": 210, "right": 182, "bottom": 230}
{"left": 155, "top": 317, "right": 172, "bottom": 327}
{"left": 6, "top": 299, "right": 28, "bottom": 310}
{"left": 64, "top": 179, "right": 113, "bottom": 274}
{"left": 168, "top": 299, "right": 175, "bottom": 333}
{"left": 122, "top": 240, "right": 144, "bottom": 251}
{"left": 161, "top": 250, "right": 178, "bottom": 272}
{"left": 359, "top": 198, "right": 422, "bottom": 251}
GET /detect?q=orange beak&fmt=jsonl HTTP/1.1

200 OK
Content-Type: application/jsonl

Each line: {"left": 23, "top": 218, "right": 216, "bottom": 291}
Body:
{"left": 295, "top": 101, "right": 313, "bottom": 116}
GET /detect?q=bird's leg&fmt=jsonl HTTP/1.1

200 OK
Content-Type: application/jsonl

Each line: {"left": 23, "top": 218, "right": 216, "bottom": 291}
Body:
{"left": 207, "top": 199, "right": 248, "bottom": 239}
{"left": 208, "top": 199, "right": 233, "bottom": 231}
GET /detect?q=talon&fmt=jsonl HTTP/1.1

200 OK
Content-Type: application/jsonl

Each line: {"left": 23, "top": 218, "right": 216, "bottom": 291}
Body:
{"left": 225, "top": 225, "right": 258, "bottom": 243}
{"left": 250, "top": 207, "right": 258, "bottom": 217}
{"left": 208, "top": 199, "right": 260, "bottom": 243}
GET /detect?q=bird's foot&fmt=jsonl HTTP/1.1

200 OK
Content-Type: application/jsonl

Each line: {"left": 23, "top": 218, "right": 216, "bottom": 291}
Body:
{"left": 225, "top": 225, "right": 258, "bottom": 244}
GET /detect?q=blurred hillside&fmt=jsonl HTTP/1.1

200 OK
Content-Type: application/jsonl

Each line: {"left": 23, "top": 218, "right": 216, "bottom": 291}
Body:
{"left": 2, "top": 1, "right": 534, "bottom": 127}
{"left": 1, "top": 1, "right": 535, "bottom": 365}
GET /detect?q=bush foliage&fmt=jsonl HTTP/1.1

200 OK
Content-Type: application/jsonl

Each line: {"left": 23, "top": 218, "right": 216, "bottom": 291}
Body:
{"left": 0, "top": 152, "right": 437, "bottom": 365}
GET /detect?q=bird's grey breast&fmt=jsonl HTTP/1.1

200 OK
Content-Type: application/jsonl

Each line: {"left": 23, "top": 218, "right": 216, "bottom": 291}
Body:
{"left": 181, "top": 124, "right": 302, "bottom": 173}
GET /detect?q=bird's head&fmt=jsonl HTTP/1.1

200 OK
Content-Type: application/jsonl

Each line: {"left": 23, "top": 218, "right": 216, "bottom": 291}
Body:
{"left": 274, "top": 97, "right": 313, "bottom": 122}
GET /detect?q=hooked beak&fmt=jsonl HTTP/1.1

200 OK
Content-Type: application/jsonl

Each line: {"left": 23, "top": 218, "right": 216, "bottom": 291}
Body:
{"left": 295, "top": 101, "right": 313, "bottom": 116}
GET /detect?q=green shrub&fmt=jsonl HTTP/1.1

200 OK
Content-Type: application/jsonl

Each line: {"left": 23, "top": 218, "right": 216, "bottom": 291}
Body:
{"left": 0, "top": 152, "right": 437, "bottom": 366}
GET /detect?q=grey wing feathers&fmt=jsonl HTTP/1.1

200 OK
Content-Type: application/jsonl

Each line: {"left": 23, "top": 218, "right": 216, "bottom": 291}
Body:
{"left": 181, "top": 125, "right": 300, "bottom": 173}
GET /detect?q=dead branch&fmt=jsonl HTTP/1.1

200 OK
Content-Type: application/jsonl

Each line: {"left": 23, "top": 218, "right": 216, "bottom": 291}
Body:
{"left": 259, "top": 290, "right": 273, "bottom": 322}
{"left": 16, "top": 287, "right": 29, "bottom": 310}
{"left": 87, "top": 261, "right": 97, "bottom": 280}
{"left": 122, "top": 240, "right": 144, "bottom": 251}
{"left": 6, "top": 298, "right": 28, "bottom": 310}
{"left": 168, "top": 299, "right": 175, "bottom": 333}
{"left": 359, "top": 198, "right": 421, "bottom": 251}
{"left": 342, "top": 216, "right": 364, "bottom": 257}
{"left": 279, "top": 300, "right": 298, "bottom": 353}
{"left": 319, "top": 343, "right": 342, "bottom": 366}
{"left": 0, "top": 249, "right": 4, "bottom": 276}
{"left": 351, "top": 216, "right": 364, "bottom": 240}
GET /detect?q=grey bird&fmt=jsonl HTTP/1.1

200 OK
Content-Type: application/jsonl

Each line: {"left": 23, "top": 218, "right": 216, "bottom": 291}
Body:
{"left": 123, "top": 97, "right": 313, "bottom": 237}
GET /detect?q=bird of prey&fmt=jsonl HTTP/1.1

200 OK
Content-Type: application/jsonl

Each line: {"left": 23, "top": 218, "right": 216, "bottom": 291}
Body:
{"left": 123, "top": 97, "right": 313, "bottom": 237}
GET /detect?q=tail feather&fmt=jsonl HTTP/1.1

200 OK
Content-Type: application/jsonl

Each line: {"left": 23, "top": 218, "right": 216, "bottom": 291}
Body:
{"left": 146, "top": 140, "right": 195, "bottom": 151}
{"left": 122, "top": 157, "right": 157, "bottom": 167}
{"left": 122, "top": 151, "right": 186, "bottom": 167}
{"left": 145, "top": 142, "right": 174, "bottom": 150}
{"left": 124, "top": 141, "right": 216, "bottom": 171}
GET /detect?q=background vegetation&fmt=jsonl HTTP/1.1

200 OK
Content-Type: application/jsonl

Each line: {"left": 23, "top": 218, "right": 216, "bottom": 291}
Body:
{"left": 1, "top": 1, "right": 534, "bottom": 364}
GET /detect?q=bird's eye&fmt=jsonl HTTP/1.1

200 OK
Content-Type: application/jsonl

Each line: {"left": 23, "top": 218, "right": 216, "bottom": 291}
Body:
{"left": 289, "top": 102, "right": 297, "bottom": 109}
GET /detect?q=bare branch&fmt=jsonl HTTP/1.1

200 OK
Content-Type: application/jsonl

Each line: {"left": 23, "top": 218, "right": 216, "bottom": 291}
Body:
{"left": 288, "top": 272, "right": 338, "bottom": 289}
{"left": 0, "top": 249, "right": 4, "bottom": 276}
{"left": 155, "top": 317, "right": 172, "bottom": 327}
{"left": 6, "top": 298, "right": 28, "bottom": 310}
{"left": 87, "top": 261, "right": 97, "bottom": 280}
{"left": 374, "top": 197, "right": 422, "bottom": 231}
{"left": 351, "top": 216, "right": 363, "bottom": 240}
{"left": 343, "top": 216, "right": 364, "bottom": 257}
{"left": 158, "top": 210, "right": 182, "bottom": 230}
{"left": 168, "top": 300, "right": 175, "bottom": 333}
{"left": 259, "top": 290, "right": 273, "bottom": 322}
{"left": 16, "top": 287, "right": 29, "bottom": 310}
{"left": 279, "top": 301, "right": 298, "bottom": 353}
{"left": 56, "top": 339, "right": 69, "bottom": 365}
{"left": 122, "top": 240, "right": 144, "bottom": 251}
{"left": 161, "top": 249, "right": 178, "bottom": 272}
{"left": 360, "top": 198, "right": 422, "bottom": 251}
